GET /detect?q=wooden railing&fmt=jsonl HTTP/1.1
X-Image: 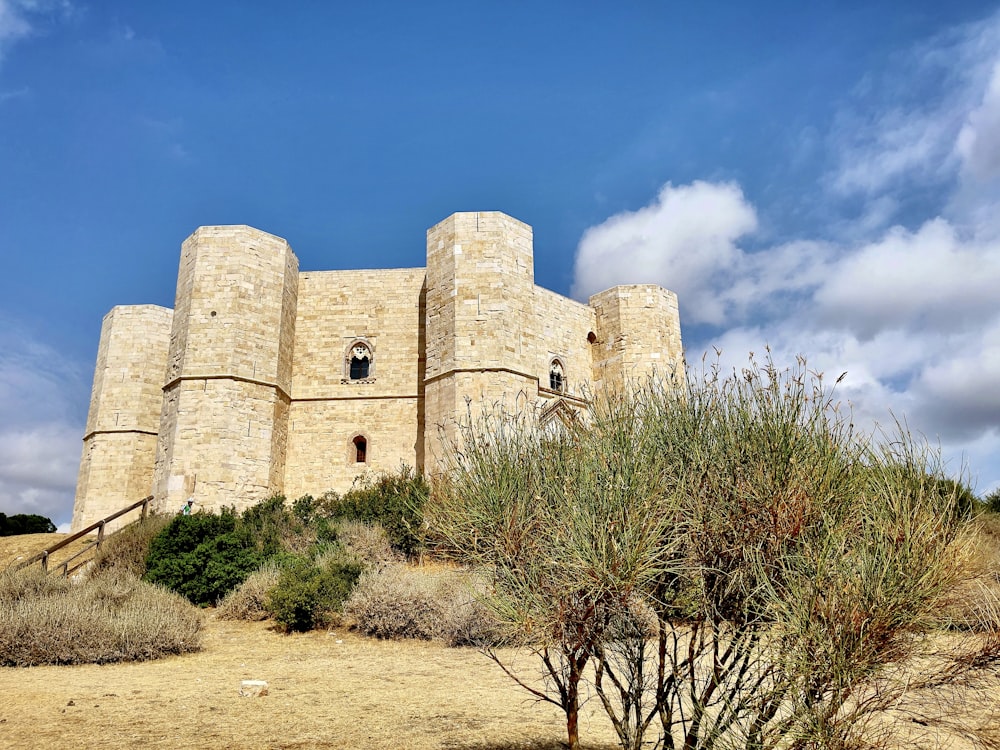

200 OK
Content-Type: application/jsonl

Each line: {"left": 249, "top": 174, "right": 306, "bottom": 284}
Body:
{"left": 12, "top": 496, "right": 153, "bottom": 577}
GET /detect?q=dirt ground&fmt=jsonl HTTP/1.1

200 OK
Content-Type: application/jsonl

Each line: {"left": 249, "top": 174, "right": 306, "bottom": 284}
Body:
{"left": 2, "top": 535, "right": 999, "bottom": 750}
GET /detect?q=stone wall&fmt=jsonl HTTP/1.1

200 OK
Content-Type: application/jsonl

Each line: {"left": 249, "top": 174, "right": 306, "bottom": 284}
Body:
{"left": 72, "top": 212, "right": 685, "bottom": 527}
{"left": 73, "top": 305, "right": 173, "bottom": 530}
{"left": 150, "top": 226, "right": 299, "bottom": 515}
{"left": 284, "top": 267, "right": 425, "bottom": 496}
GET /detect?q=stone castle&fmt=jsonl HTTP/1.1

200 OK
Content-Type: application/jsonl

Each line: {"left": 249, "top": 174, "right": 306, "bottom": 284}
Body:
{"left": 71, "top": 211, "right": 684, "bottom": 531}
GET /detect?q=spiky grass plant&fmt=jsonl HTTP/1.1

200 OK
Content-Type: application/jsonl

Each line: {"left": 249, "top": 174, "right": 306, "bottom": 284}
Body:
{"left": 426, "top": 354, "right": 994, "bottom": 750}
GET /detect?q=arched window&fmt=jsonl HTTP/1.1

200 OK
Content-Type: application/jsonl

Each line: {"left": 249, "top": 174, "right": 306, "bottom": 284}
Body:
{"left": 346, "top": 341, "right": 373, "bottom": 381}
{"left": 549, "top": 359, "right": 565, "bottom": 392}
{"left": 353, "top": 435, "right": 367, "bottom": 463}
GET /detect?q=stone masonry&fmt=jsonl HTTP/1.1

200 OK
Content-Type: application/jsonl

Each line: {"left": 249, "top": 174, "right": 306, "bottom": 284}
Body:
{"left": 72, "top": 211, "right": 684, "bottom": 531}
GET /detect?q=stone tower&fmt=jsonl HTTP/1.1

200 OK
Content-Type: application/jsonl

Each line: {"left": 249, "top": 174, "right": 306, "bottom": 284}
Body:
{"left": 423, "top": 212, "right": 537, "bottom": 466}
{"left": 73, "top": 305, "right": 173, "bottom": 530}
{"left": 150, "top": 226, "right": 299, "bottom": 514}
{"left": 590, "top": 285, "right": 684, "bottom": 393}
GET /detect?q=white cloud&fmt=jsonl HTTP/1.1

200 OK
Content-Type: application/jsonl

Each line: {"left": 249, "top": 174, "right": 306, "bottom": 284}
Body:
{"left": 0, "top": 319, "right": 86, "bottom": 526}
{"left": 570, "top": 12, "right": 1000, "bottom": 494}
{"left": 956, "top": 60, "right": 1000, "bottom": 182}
{"left": 572, "top": 180, "right": 757, "bottom": 325}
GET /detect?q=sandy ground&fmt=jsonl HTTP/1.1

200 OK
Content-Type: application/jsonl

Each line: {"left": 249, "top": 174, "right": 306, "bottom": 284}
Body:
{"left": 2, "top": 534, "right": 999, "bottom": 750}
{"left": 0, "top": 616, "right": 619, "bottom": 750}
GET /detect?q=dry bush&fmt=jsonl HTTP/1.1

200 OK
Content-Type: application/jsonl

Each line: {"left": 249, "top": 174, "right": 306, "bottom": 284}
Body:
{"left": 0, "top": 568, "right": 202, "bottom": 666}
{"left": 335, "top": 520, "right": 400, "bottom": 566}
{"left": 216, "top": 559, "right": 283, "bottom": 621}
{"left": 945, "top": 515, "right": 1000, "bottom": 632}
{"left": 89, "top": 514, "right": 173, "bottom": 578}
{"left": 344, "top": 563, "right": 500, "bottom": 645}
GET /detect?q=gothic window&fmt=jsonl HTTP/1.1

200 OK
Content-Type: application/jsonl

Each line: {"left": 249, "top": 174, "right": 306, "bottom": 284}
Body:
{"left": 353, "top": 435, "right": 367, "bottom": 463}
{"left": 549, "top": 359, "right": 565, "bottom": 392}
{"left": 345, "top": 340, "right": 374, "bottom": 381}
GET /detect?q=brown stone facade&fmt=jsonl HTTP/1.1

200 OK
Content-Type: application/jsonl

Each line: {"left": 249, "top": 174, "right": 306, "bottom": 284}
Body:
{"left": 72, "top": 212, "right": 683, "bottom": 530}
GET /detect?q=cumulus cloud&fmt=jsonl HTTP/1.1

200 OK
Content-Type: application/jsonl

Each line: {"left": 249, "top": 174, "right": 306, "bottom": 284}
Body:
{"left": 572, "top": 181, "right": 757, "bottom": 325}
{"left": 571, "top": 10, "right": 1000, "bottom": 492}
{"left": 0, "top": 320, "right": 87, "bottom": 526}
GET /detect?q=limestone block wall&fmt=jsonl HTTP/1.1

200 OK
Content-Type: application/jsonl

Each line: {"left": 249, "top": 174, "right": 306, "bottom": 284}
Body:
{"left": 72, "top": 212, "right": 686, "bottom": 527}
{"left": 284, "top": 267, "right": 425, "bottom": 496}
{"left": 590, "top": 285, "right": 684, "bottom": 393}
{"left": 152, "top": 226, "right": 299, "bottom": 514}
{"left": 529, "top": 286, "right": 598, "bottom": 402}
{"left": 423, "top": 212, "right": 537, "bottom": 468}
{"left": 72, "top": 305, "right": 173, "bottom": 531}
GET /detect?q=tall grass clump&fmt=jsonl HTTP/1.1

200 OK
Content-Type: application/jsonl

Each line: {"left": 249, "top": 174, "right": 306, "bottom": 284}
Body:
{"left": 0, "top": 568, "right": 202, "bottom": 666}
{"left": 90, "top": 513, "right": 173, "bottom": 578}
{"left": 427, "top": 354, "right": 996, "bottom": 750}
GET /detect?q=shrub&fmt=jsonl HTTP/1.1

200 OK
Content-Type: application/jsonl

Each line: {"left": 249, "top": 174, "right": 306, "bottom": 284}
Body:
{"left": 266, "top": 548, "right": 362, "bottom": 632}
{"left": 90, "top": 514, "right": 173, "bottom": 579}
{"left": 0, "top": 513, "right": 56, "bottom": 536}
{"left": 984, "top": 487, "right": 1000, "bottom": 515}
{"left": 335, "top": 520, "right": 399, "bottom": 567}
{"left": 0, "top": 568, "right": 202, "bottom": 666}
{"left": 344, "top": 564, "right": 500, "bottom": 645}
{"left": 318, "top": 468, "right": 428, "bottom": 556}
{"left": 216, "top": 559, "right": 283, "bottom": 621}
{"left": 428, "top": 355, "right": 991, "bottom": 750}
{"left": 344, "top": 564, "right": 445, "bottom": 640}
{"left": 144, "top": 511, "right": 264, "bottom": 606}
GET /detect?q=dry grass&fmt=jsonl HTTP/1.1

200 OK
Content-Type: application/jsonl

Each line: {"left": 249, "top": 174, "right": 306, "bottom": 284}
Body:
{"left": 0, "top": 613, "right": 996, "bottom": 750}
{"left": 0, "top": 615, "right": 621, "bottom": 750}
{"left": 216, "top": 559, "right": 283, "bottom": 621}
{"left": 0, "top": 532, "right": 96, "bottom": 574}
{"left": 0, "top": 568, "right": 203, "bottom": 666}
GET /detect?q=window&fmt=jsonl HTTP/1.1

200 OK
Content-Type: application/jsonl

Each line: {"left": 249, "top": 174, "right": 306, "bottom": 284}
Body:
{"left": 549, "top": 359, "right": 565, "bottom": 392}
{"left": 346, "top": 341, "right": 373, "bottom": 381}
{"left": 353, "top": 435, "right": 367, "bottom": 463}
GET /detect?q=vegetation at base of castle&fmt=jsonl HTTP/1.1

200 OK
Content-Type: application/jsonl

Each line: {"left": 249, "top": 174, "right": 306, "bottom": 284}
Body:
{"left": 0, "top": 567, "right": 202, "bottom": 667}
{"left": 984, "top": 486, "right": 1000, "bottom": 515}
{"left": 343, "top": 564, "right": 501, "bottom": 646}
{"left": 91, "top": 514, "right": 173, "bottom": 578}
{"left": 308, "top": 467, "right": 429, "bottom": 556}
{"left": 0, "top": 513, "right": 56, "bottom": 536}
{"left": 145, "top": 467, "right": 427, "bottom": 614}
{"left": 266, "top": 548, "right": 362, "bottom": 632}
{"left": 426, "top": 354, "right": 1000, "bottom": 750}
{"left": 144, "top": 509, "right": 266, "bottom": 606}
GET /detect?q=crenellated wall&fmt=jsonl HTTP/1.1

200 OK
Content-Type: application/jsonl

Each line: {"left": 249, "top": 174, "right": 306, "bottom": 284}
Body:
{"left": 72, "top": 212, "right": 684, "bottom": 528}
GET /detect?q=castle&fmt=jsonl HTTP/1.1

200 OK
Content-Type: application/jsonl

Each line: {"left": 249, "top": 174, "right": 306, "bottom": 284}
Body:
{"left": 71, "top": 211, "right": 684, "bottom": 531}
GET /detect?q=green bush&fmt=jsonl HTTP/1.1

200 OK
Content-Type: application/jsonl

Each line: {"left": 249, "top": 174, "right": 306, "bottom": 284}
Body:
{"left": 0, "top": 513, "right": 56, "bottom": 536}
{"left": 144, "top": 511, "right": 264, "bottom": 606}
{"left": 984, "top": 487, "right": 1000, "bottom": 515}
{"left": 266, "top": 548, "right": 362, "bottom": 632}
{"left": 318, "top": 468, "right": 428, "bottom": 555}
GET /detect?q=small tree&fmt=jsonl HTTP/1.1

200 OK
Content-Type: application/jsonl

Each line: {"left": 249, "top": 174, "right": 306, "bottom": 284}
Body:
{"left": 427, "top": 355, "right": 996, "bottom": 750}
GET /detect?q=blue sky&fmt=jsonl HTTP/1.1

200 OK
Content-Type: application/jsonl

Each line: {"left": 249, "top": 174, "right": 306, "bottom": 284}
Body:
{"left": 2, "top": 1, "right": 999, "bottom": 529}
